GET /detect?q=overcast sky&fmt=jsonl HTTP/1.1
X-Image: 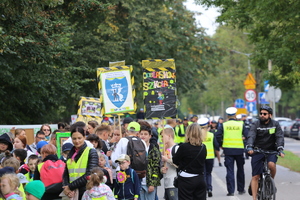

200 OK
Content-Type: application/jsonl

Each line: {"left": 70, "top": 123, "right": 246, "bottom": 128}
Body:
{"left": 184, "top": 0, "right": 220, "bottom": 36}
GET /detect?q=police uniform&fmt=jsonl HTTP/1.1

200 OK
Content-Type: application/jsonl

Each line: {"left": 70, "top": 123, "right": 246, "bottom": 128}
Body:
{"left": 199, "top": 118, "right": 220, "bottom": 197}
{"left": 217, "top": 107, "right": 247, "bottom": 196}
{"left": 174, "top": 117, "right": 193, "bottom": 144}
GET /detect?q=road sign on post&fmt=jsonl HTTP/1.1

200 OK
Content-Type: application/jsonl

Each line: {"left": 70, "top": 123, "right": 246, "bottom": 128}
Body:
{"left": 244, "top": 73, "right": 256, "bottom": 89}
{"left": 259, "top": 92, "right": 269, "bottom": 104}
{"left": 235, "top": 99, "right": 245, "bottom": 108}
{"left": 246, "top": 101, "right": 257, "bottom": 113}
{"left": 245, "top": 89, "right": 256, "bottom": 102}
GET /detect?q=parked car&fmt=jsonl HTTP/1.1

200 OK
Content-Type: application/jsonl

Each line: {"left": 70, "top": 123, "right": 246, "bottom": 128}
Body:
{"left": 274, "top": 117, "right": 292, "bottom": 122}
{"left": 279, "top": 121, "right": 295, "bottom": 137}
{"left": 290, "top": 122, "right": 300, "bottom": 139}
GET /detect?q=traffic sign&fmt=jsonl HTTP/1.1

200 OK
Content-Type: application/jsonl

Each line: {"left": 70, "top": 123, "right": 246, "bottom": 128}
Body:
{"left": 246, "top": 101, "right": 257, "bottom": 112}
{"left": 244, "top": 73, "right": 256, "bottom": 89}
{"left": 244, "top": 89, "right": 256, "bottom": 102}
{"left": 264, "top": 80, "right": 269, "bottom": 92}
{"left": 259, "top": 92, "right": 269, "bottom": 104}
{"left": 235, "top": 99, "right": 245, "bottom": 108}
{"left": 266, "top": 86, "right": 282, "bottom": 102}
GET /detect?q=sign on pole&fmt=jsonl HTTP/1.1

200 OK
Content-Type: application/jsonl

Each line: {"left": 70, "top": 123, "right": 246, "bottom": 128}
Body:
{"left": 244, "top": 89, "right": 256, "bottom": 102}
{"left": 246, "top": 101, "right": 257, "bottom": 112}
{"left": 76, "top": 97, "right": 102, "bottom": 124}
{"left": 97, "top": 66, "right": 135, "bottom": 115}
{"left": 142, "top": 59, "right": 177, "bottom": 119}
{"left": 259, "top": 92, "right": 269, "bottom": 104}
{"left": 235, "top": 99, "right": 245, "bottom": 108}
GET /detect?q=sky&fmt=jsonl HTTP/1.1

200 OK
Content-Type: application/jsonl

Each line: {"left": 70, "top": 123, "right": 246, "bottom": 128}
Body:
{"left": 184, "top": 0, "right": 220, "bottom": 36}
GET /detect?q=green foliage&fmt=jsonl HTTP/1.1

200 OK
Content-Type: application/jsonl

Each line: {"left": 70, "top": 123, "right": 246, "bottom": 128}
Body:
{"left": 196, "top": 0, "right": 300, "bottom": 90}
{"left": 0, "top": 0, "right": 223, "bottom": 124}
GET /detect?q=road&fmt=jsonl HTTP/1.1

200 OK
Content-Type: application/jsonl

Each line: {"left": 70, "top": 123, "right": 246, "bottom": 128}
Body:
{"left": 156, "top": 137, "right": 300, "bottom": 199}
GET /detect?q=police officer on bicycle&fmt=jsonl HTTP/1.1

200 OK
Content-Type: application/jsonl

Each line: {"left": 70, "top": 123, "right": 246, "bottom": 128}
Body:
{"left": 247, "top": 106, "right": 285, "bottom": 200}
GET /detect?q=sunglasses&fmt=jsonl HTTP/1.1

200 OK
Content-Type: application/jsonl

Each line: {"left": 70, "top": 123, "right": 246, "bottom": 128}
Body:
{"left": 43, "top": 129, "right": 50, "bottom": 131}
{"left": 260, "top": 112, "right": 268, "bottom": 116}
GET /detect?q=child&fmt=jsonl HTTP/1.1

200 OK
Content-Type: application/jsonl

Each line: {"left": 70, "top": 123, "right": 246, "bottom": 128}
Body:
{"left": 0, "top": 173, "right": 23, "bottom": 200}
{"left": 138, "top": 121, "right": 161, "bottom": 200}
{"left": 82, "top": 167, "right": 114, "bottom": 200}
{"left": 161, "top": 128, "right": 179, "bottom": 200}
{"left": 60, "top": 143, "right": 73, "bottom": 163}
{"left": 24, "top": 180, "right": 45, "bottom": 200}
{"left": 26, "top": 155, "right": 39, "bottom": 182}
{"left": 98, "top": 153, "right": 113, "bottom": 184}
{"left": 114, "top": 154, "right": 140, "bottom": 200}
{"left": 13, "top": 149, "right": 29, "bottom": 175}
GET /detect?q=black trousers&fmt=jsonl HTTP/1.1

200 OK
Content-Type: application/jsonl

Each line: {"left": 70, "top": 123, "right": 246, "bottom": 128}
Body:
{"left": 178, "top": 175, "right": 206, "bottom": 200}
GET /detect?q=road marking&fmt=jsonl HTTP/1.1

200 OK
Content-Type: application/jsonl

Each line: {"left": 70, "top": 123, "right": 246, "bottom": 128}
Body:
{"left": 212, "top": 171, "right": 241, "bottom": 200}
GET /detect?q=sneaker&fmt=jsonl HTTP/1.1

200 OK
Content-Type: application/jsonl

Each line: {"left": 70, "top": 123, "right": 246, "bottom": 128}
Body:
{"left": 238, "top": 190, "right": 246, "bottom": 195}
{"left": 219, "top": 163, "right": 222, "bottom": 167}
{"left": 226, "top": 193, "right": 234, "bottom": 196}
{"left": 208, "top": 190, "right": 213, "bottom": 197}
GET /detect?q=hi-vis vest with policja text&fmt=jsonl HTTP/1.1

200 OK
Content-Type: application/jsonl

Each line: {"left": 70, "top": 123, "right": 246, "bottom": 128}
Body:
{"left": 203, "top": 132, "right": 215, "bottom": 159}
{"left": 67, "top": 147, "right": 91, "bottom": 182}
{"left": 223, "top": 121, "right": 244, "bottom": 149}
{"left": 174, "top": 122, "right": 193, "bottom": 144}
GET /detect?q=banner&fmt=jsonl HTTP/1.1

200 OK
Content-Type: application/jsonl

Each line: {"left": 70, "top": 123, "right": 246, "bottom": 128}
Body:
{"left": 97, "top": 66, "right": 135, "bottom": 115}
{"left": 76, "top": 97, "right": 102, "bottom": 124}
{"left": 56, "top": 132, "right": 71, "bottom": 158}
{"left": 142, "top": 59, "right": 177, "bottom": 119}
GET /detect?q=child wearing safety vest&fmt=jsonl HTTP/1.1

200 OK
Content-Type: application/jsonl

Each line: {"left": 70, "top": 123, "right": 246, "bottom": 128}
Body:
{"left": 81, "top": 167, "right": 114, "bottom": 200}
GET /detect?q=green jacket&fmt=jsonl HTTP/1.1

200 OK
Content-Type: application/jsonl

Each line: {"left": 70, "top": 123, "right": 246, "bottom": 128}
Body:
{"left": 146, "top": 143, "right": 162, "bottom": 187}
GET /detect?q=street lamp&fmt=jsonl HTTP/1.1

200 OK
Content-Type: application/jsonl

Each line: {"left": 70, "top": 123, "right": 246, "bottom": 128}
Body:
{"left": 230, "top": 50, "right": 252, "bottom": 72}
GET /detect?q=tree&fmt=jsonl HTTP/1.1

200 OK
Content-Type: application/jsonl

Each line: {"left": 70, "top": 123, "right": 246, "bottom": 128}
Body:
{"left": 196, "top": 0, "right": 300, "bottom": 90}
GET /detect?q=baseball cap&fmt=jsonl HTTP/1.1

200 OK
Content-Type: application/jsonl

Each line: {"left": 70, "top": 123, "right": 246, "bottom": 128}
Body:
{"left": 123, "top": 117, "right": 134, "bottom": 125}
{"left": 62, "top": 143, "right": 73, "bottom": 152}
{"left": 183, "top": 117, "right": 188, "bottom": 120}
{"left": 127, "top": 122, "right": 141, "bottom": 132}
{"left": 115, "top": 154, "right": 130, "bottom": 163}
{"left": 36, "top": 141, "right": 48, "bottom": 153}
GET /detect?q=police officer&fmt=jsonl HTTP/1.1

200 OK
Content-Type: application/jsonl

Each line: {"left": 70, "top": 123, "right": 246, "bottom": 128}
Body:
{"left": 174, "top": 117, "right": 192, "bottom": 144}
{"left": 199, "top": 118, "right": 220, "bottom": 198}
{"left": 217, "top": 107, "right": 247, "bottom": 196}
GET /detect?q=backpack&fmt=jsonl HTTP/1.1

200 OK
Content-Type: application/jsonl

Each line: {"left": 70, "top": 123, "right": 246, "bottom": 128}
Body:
{"left": 40, "top": 160, "right": 65, "bottom": 187}
{"left": 126, "top": 136, "right": 147, "bottom": 179}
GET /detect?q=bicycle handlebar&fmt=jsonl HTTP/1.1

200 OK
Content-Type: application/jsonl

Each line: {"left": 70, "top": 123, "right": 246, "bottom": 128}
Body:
{"left": 253, "top": 148, "right": 280, "bottom": 155}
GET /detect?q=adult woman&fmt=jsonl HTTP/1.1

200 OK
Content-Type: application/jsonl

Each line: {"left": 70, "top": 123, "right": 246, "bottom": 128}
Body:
{"left": 14, "top": 135, "right": 33, "bottom": 162}
{"left": 87, "top": 120, "right": 99, "bottom": 135}
{"left": 40, "top": 124, "right": 52, "bottom": 141}
{"left": 62, "top": 126, "right": 98, "bottom": 199}
{"left": 173, "top": 123, "right": 207, "bottom": 200}
{"left": 34, "top": 144, "right": 65, "bottom": 200}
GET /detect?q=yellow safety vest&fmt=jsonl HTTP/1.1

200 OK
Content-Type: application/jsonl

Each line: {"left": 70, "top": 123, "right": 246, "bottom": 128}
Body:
{"left": 203, "top": 132, "right": 215, "bottom": 159}
{"left": 223, "top": 121, "right": 244, "bottom": 148}
{"left": 67, "top": 147, "right": 91, "bottom": 182}
{"left": 19, "top": 183, "right": 26, "bottom": 198}
{"left": 174, "top": 123, "right": 191, "bottom": 143}
{"left": 92, "top": 197, "right": 107, "bottom": 200}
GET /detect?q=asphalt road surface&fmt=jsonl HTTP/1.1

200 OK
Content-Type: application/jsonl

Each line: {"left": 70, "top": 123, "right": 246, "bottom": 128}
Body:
{"left": 156, "top": 137, "right": 300, "bottom": 200}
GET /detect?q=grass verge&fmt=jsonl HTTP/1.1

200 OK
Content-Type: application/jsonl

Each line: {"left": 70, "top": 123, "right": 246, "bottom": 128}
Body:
{"left": 277, "top": 150, "right": 300, "bottom": 173}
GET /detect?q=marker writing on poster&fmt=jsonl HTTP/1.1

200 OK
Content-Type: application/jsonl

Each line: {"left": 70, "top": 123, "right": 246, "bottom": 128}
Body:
{"left": 143, "top": 80, "right": 175, "bottom": 90}
{"left": 143, "top": 71, "right": 176, "bottom": 79}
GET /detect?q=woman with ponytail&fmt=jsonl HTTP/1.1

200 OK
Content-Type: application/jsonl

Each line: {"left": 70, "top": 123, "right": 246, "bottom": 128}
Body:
{"left": 82, "top": 167, "right": 114, "bottom": 200}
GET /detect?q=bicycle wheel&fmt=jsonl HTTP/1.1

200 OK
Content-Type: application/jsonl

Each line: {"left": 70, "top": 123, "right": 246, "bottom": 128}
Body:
{"left": 264, "top": 176, "right": 276, "bottom": 200}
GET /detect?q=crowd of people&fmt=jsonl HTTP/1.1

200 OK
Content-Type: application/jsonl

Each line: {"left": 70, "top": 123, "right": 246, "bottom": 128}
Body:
{"left": 0, "top": 105, "right": 284, "bottom": 200}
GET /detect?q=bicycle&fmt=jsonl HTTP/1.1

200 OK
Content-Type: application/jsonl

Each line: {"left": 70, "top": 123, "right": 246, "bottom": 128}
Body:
{"left": 254, "top": 148, "right": 278, "bottom": 200}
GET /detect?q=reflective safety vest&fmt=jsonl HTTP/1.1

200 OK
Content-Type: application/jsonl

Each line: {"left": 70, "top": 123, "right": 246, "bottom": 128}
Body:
{"left": 223, "top": 121, "right": 244, "bottom": 148}
{"left": 157, "top": 128, "right": 163, "bottom": 152}
{"left": 203, "top": 132, "right": 215, "bottom": 159}
{"left": 67, "top": 147, "right": 91, "bottom": 182}
{"left": 92, "top": 197, "right": 107, "bottom": 200}
{"left": 174, "top": 122, "right": 192, "bottom": 144}
{"left": 24, "top": 172, "right": 33, "bottom": 182}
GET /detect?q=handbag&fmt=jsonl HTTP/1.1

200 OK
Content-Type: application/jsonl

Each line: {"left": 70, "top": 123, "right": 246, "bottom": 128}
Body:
{"left": 173, "top": 145, "right": 204, "bottom": 188}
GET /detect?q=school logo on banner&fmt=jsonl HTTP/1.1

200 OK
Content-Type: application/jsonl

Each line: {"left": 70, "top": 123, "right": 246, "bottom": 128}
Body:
{"left": 105, "top": 76, "right": 128, "bottom": 108}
